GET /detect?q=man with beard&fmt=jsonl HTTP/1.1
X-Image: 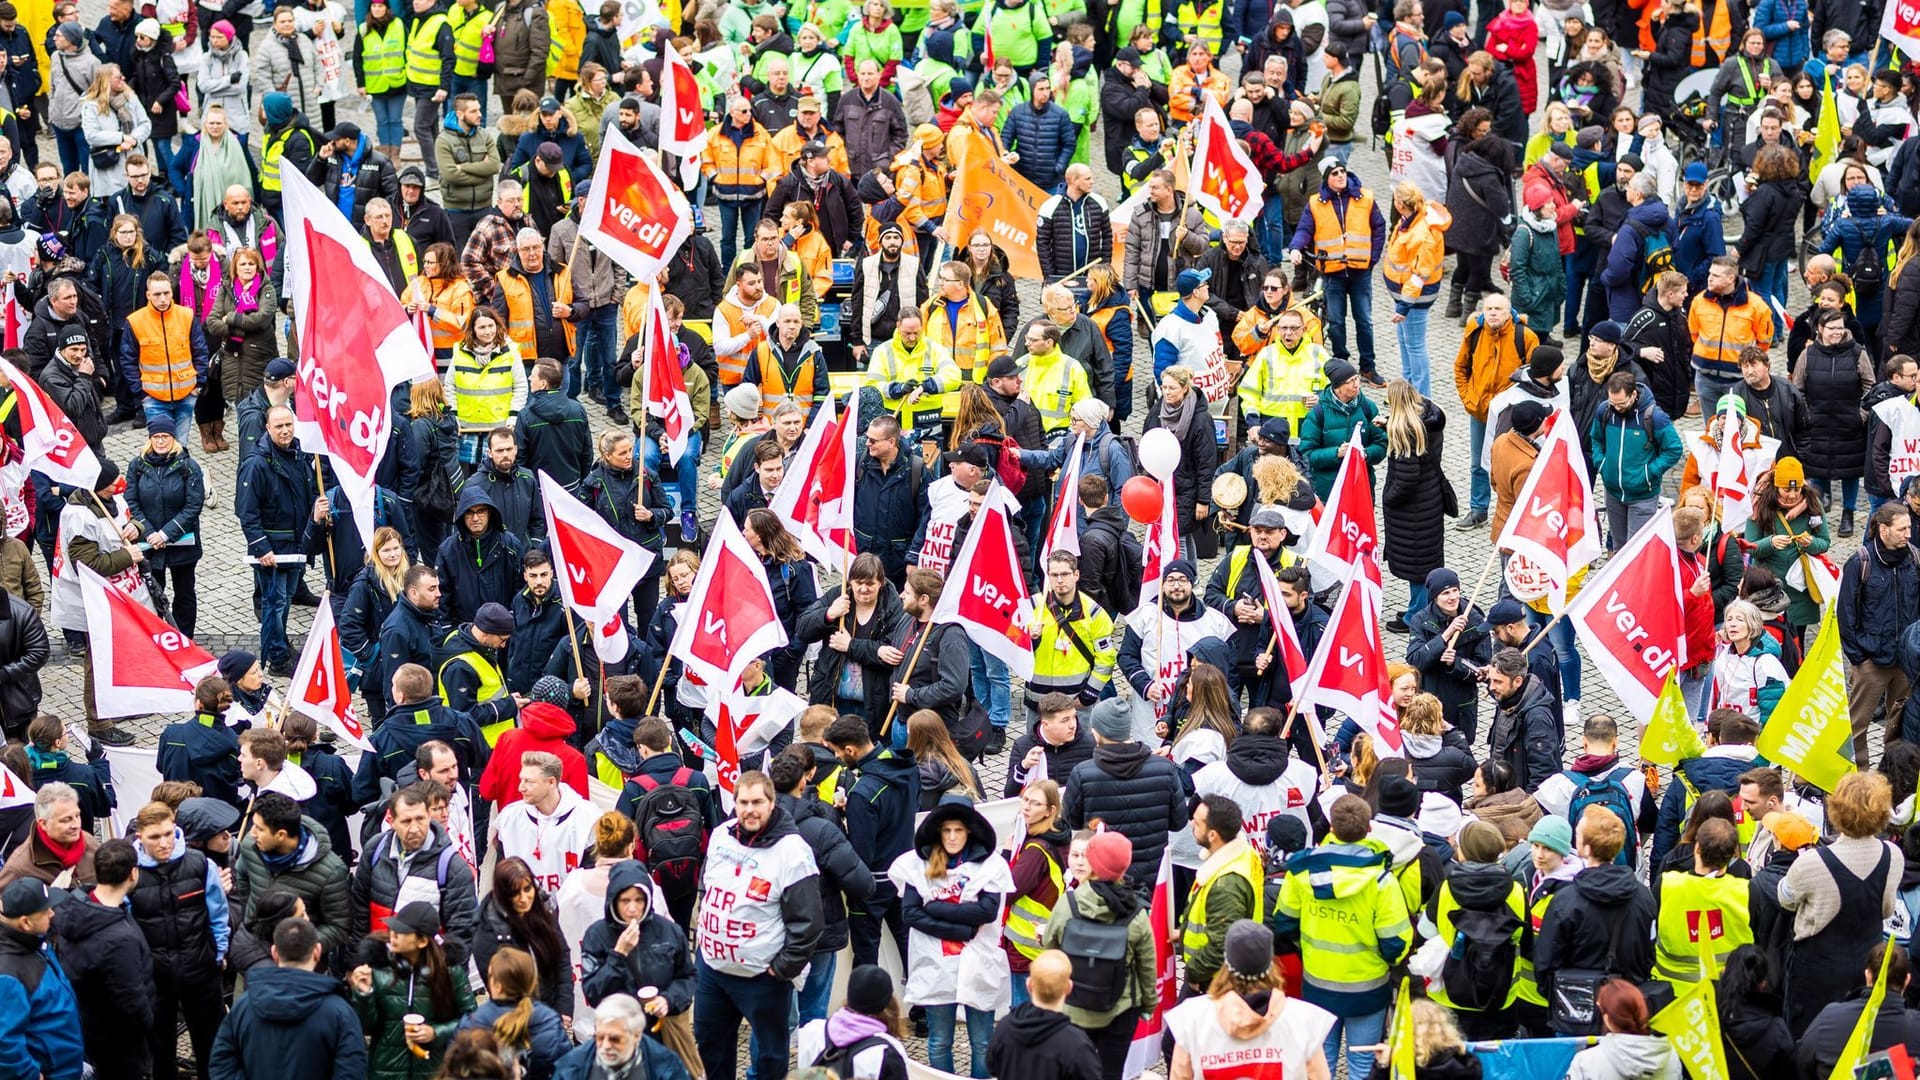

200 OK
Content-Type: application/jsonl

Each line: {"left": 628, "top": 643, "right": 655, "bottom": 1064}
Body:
{"left": 765, "top": 141, "right": 862, "bottom": 255}
{"left": 507, "top": 552, "right": 566, "bottom": 695}
{"left": 466, "top": 427, "right": 540, "bottom": 544}
{"left": 846, "top": 222, "right": 921, "bottom": 363}
{"left": 1116, "top": 559, "right": 1237, "bottom": 733}
{"left": 374, "top": 565, "right": 446, "bottom": 724}
{"left": 1206, "top": 506, "right": 1303, "bottom": 708}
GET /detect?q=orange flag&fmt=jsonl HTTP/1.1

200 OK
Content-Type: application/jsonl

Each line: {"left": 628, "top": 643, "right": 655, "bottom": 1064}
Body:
{"left": 941, "top": 126, "right": 1049, "bottom": 280}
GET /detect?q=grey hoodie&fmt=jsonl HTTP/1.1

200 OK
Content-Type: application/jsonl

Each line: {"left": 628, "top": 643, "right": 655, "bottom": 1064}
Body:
{"left": 1566, "top": 1033, "right": 1682, "bottom": 1080}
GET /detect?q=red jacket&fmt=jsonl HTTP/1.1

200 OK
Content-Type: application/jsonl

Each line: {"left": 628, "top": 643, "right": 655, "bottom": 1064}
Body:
{"left": 1679, "top": 549, "right": 1717, "bottom": 674}
{"left": 477, "top": 702, "right": 590, "bottom": 807}
{"left": 1522, "top": 163, "right": 1581, "bottom": 256}
{"left": 1485, "top": 11, "right": 1541, "bottom": 112}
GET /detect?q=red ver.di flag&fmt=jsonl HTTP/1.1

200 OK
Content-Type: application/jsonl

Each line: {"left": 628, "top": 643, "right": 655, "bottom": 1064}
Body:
{"left": 1296, "top": 557, "right": 1401, "bottom": 754}
{"left": 1494, "top": 408, "right": 1603, "bottom": 611}
{"left": 1122, "top": 849, "right": 1178, "bottom": 1080}
{"left": 709, "top": 685, "right": 806, "bottom": 802}
{"left": 657, "top": 40, "right": 710, "bottom": 180}
{"left": 540, "top": 469, "right": 653, "bottom": 621}
{"left": 281, "top": 166, "right": 435, "bottom": 551}
{"left": 1039, "top": 431, "right": 1087, "bottom": 565}
{"left": 1885, "top": 0, "right": 1920, "bottom": 57}
{"left": 932, "top": 481, "right": 1037, "bottom": 680}
{"left": 1186, "top": 93, "right": 1264, "bottom": 222}
{"left": 78, "top": 563, "right": 217, "bottom": 717}
{"left": 1564, "top": 507, "right": 1687, "bottom": 719}
{"left": 640, "top": 288, "right": 695, "bottom": 465}
{"left": 669, "top": 511, "right": 789, "bottom": 691}
{"left": 768, "top": 389, "right": 858, "bottom": 568}
{"left": 0, "top": 354, "right": 99, "bottom": 489}
{"left": 289, "top": 593, "right": 374, "bottom": 751}
{"left": 1302, "top": 424, "right": 1379, "bottom": 589}
{"left": 579, "top": 125, "right": 694, "bottom": 283}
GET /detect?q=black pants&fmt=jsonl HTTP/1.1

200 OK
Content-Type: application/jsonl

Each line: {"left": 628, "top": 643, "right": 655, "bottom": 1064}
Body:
{"left": 1085, "top": 1006, "right": 1142, "bottom": 1080}
{"left": 849, "top": 882, "right": 909, "bottom": 968}
{"left": 152, "top": 562, "right": 197, "bottom": 639}
{"left": 149, "top": 970, "right": 225, "bottom": 1080}
{"left": 1456, "top": 250, "right": 1497, "bottom": 299}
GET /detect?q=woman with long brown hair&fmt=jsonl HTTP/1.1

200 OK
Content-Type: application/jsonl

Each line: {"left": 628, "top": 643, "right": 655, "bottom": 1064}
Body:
{"left": 472, "top": 857, "right": 575, "bottom": 1022}
{"left": 348, "top": 901, "right": 477, "bottom": 1080}
{"left": 907, "top": 709, "right": 983, "bottom": 808}
{"left": 744, "top": 507, "right": 818, "bottom": 690}
{"left": 206, "top": 246, "right": 279, "bottom": 411}
{"left": 409, "top": 242, "right": 476, "bottom": 363}
{"left": 456, "top": 948, "right": 570, "bottom": 1080}
{"left": 407, "top": 379, "right": 462, "bottom": 555}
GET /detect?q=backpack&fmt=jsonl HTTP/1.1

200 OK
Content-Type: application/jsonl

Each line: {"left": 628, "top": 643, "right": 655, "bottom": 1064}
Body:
{"left": 973, "top": 428, "right": 1028, "bottom": 493}
{"left": 1851, "top": 230, "right": 1893, "bottom": 303}
{"left": 1567, "top": 766, "right": 1638, "bottom": 866}
{"left": 812, "top": 1034, "right": 893, "bottom": 1080}
{"left": 631, "top": 768, "right": 708, "bottom": 907}
{"left": 1370, "top": 89, "right": 1394, "bottom": 143}
{"left": 1635, "top": 226, "right": 1675, "bottom": 295}
{"left": 371, "top": 831, "right": 458, "bottom": 889}
{"left": 1059, "top": 890, "right": 1133, "bottom": 1012}
{"left": 1439, "top": 905, "right": 1522, "bottom": 1012}
{"left": 417, "top": 429, "right": 458, "bottom": 519}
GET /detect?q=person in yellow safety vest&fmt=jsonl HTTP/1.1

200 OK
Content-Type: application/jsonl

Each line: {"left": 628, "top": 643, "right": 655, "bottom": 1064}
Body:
{"left": 1001, "top": 780, "right": 1070, "bottom": 982}
{"left": 1273, "top": 794, "right": 1412, "bottom": 1073}
{"left": 730, "top": 217, "right": 820, "bottom": 327}
{"left": 1026, "top": 553, "right": 1117, "bottom": 709}
{"left": 361, "top": 199, "right": 419, "bottom": 297}
{"left": 447, "top": 0, "right": 493, "bottom": 118}
{"left": 866, "top": 306, "right": 949, "bottom": 434}
{"left": 1182, "top": 795, "right": 1265, "bottom": 993}
{"left": 258, "top": 101, "right": 321, "bottom": 218}
{"left": 436, "top": 606, "right": 515, "bottom": 743}
{"left": 1168, "top": 42, "right": 1230, "bottom": 127}
{"left": 496, "top": 226, "right": 576, "bottom": 360}
{"left": 1652, "top": 817, "right": 1752, "bottom": 984}
{"left": 1512, "top": 816, "right": 1578, "bottom": 1011}
{"left": 404, "top": 0, "right": 455, "bottom": 180}
{"left": 1238, "top": 305, "right": 1330, "bottom": 436}
{"left": 922, "top": 261, "right": 1008, "bottom": 418}
{"left": 446, "top": 306, "right": 529, "bottom": 435}
{"left": 713, "top": 264, "right": 781, "bottom": 387}
{"left": 510, "top": 144, "right": 573, "bottom": 237}
{"left": 1015, "top": 323, "right": 1093, "bottom": 434}
{"left": 770, "top": 96, "right": 851, "bottom": 177}
{"left": 945, "top": 88, "right": 1013, "bottom": 172}
{"left": 741, "top": 302, "right": 829, "bottom": 421}
{"left": 122, "top": 274, "right": 208, "bottom": 425}
{"left": 1427, "top": 822, "right": 1530, "bottom": 1038}
{"left": 354, "top": 1, "right": 410, "bottom": 158}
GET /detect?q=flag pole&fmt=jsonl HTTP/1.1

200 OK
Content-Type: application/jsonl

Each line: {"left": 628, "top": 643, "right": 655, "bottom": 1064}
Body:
{"left": 1275, "top": 698, "right": 1329, "bottom": 772}
{"left": 562, "top": 602, "right": 588, "bottom": 686}
{"left": 645, "top": 644, "right": 672, "bottom": 716}
{"left": 312, "top": 458, "right": 336, "bottom": 586}
{"left": 880, "top": 618, "right": 936, "bottom": 740}
{"left": 1445, "top": 549, "right": 1500, "bottom": 647}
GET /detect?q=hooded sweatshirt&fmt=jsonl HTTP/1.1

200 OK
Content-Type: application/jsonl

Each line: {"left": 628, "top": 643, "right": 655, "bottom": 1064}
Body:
{"left": 985, "top": 1002, "right": 1104, "bottom": 1080}
{"left": 577, "top": 860, "right": 695, "bottom": 1016}
{"left": 209, "top": 963, "right": 367, "bottom": 1080}
{"left": 1191, "top": 733, "right": 1322, "bottom": 859}
{"left": 478, "top": 702, "right": 589, "bottom": 807}
{"left": 1566, "top": 1032, "right": 1682, "bottom": 1080}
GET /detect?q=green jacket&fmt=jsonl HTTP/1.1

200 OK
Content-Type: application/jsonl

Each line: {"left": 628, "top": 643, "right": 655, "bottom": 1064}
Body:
{"left": 1745, "top": 509, "right": 1834, "bottom": 627}
{"left": 352, "top": 956, "right": 479, "bottom": 1080}
{"left": 1039, "top": 880, "right": 1160, "bottom": 1029}
{"left": 1298, "top": 387, "right": 1387, "bottom": 499}
{"left": 1320, "top": 70, "right": 1362, "bottom": 144}
{"left": 228, "top": 815, "right": 354, "bottom": 962}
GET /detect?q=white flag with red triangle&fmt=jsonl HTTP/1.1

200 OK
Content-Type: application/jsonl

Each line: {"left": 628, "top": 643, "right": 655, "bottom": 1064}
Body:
{"left": 1715, "top": 399, "right": 1756, "bottom": 535}
{"left": 78, "top": 564, "right": 218, "bottom": 717}
{"left": 579, "top": 125, "right": 695, "bottom": 284}
{"left": 1493, "top": 408, "right": 1603, "bottom": 612}
{"left": 289, "top": 594, "right": 374, "bottom": 751}
{"left": 933, "top": 480, "right": 1037, "bottom": 680}
{"left": 670, "top": 511, "right": 790, "bottom": 691}
{"left": 0, "top": 761, "right": 29, "bottom": 811}
{"left": 1295, "top": 556, "right": 1402, "bottom": 755}
{"left": 1254, "top": 546, "right": 1311, "bottom": 686}
{"left": 640, "top": 288, "right": 696, "bottom": 466}
{"left": 769, "top": 389, "right": 858, "bottom": 569}
{"left": 657, "top": 40, "right": 710, "bottom": 163}
{"left": 0, "top": 354, "right": 99, "bottom": 489}
{"left": 282, "top": 165, "right": 435, "bottom": 552}
{"left": 1186, "top": 92, "right": 1264, "bottom": 223}
{"left": 1564, "top": 507, "right": 1687, "bottom": 719}
{"left": 1039, "top": 431, "right": 1087, "bottom": 565}
{"left": 592, "top": 610, "right": 631, "bottom": 665}
{"left": 1138, "top": 479, "right": 1182, "bottom": 608}
{"left": 1123, "top": 847, "right": 1178, "bottom": 1080}
{"left": 540, "top": 470, "right": 654, "bottom": 622}
{"left": 708, "top": 684, "right": 806, "bottom": 804}
{"left": 1302, "top": 424, "right": 1379, "bottom": 588}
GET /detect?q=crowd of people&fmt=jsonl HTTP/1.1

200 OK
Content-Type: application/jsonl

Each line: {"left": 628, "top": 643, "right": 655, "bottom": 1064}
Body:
{"left": 4, "top": 0, "right": 1920, "bottom": 1077}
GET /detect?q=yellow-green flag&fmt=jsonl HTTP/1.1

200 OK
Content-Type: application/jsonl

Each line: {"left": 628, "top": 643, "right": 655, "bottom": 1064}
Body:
{"left": 1640, "top": 668, "right": 1706, "bottom": 767}
{"left": 1389, "top": 977, "right": 1416, "bottom": 1080}
{"left": 1811, "top": 76, "right": 1842, "bottom": 180}
{"left": 1755, "top": 604, "right": 1856, "bottom": 792}
{"left": 1650, "top": 976, "right": 1731, "bottom": 1080}
{"left": 1828, "top": 935, "right": 1897, "bottom": 1080}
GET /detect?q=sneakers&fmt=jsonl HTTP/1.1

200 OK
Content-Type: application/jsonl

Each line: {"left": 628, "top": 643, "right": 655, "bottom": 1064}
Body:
{"left": 91, "top": 726, "right": 135, "bottom": 747}
{"left": 608, "top": 404, "right": 631, "bottom": 427}
{"left": 1455, "top": 510, "right": 1488, "bottom": 530}
{"left": 1361, "top": 371, "right": 1387, "bottom": 389}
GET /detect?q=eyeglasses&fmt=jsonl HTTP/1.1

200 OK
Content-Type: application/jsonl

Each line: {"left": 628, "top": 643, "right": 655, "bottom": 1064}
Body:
{"left": 1262, "top": 285, "right": 1285, "bottom": 292}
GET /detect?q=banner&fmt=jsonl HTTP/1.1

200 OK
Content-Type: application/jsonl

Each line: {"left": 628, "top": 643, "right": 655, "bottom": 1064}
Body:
{"left": 668, "top": 511, "right": 788, "bottom": 690}
{"left": 932, "top": 481, "right": 1037, "bottom": 679}
{"left": 1494, "top": 408, "right": 1603, "bottom": 611}
{"left": 1755, "top": 603, "right": 1856, "bottom": 792}
{"left": 282, "top": 165, "right": 435, "bottom": 551}
{"left": 1875, "top": 394, "right": 1920, "bottom": 500}
{"left": 288, "top": 594, "right": 374, "bottom": 751}
{"left": 79, "top": 564, "right": 218, "bottom": 717}
{"left": 1563, "top": 507, "right": 1685, "bottom": 718}
{"left": 0, "top": 354, "right": 99, "bottom": 489}
{"left": 578, "top": 125, "right": 695, "bottom": 283}
{"left": 1186, "top": 93, "right": 1263, "bottom": 223}
{"left": 1389, "top": 977, "right": 1417, "bottom": 1080}
{"left": 1649, "top": 976, "right": 1730, "bottom": 1080}
{"left": 1640, "top": 670, "right": 1707, "bottom": 767}
{"left": 941, "top": 126, "right": 1048, "bottom": 280}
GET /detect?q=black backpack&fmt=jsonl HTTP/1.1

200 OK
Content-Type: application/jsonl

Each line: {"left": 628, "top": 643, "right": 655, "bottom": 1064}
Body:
{"left": 812, "top": 1034, "right": 892, "bottom": 1080}
{"left": 416, "top": 427, "right": 457, "bottom": 519}
{"left": 1059, "top": 890, "right": 1133, "bottom": 1012}
{"left": 1851, "top": 230, "right": 1892, "bottom": 303}
{"left": 631, "top": 768, "right": 708, "bottom": 907}
{"left": 1439, "top": 905, "right": 1522, "bottom": 1012}
{"left": 1566, "top": 766, "right": 1639, "bottom": 867}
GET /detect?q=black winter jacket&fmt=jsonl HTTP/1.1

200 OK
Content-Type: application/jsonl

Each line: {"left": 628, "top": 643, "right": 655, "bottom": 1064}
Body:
{"left": 348, "top": 822, "right": 479, "bottom": 969}
{"left": 125, "top": 447, "right": 204, "bottom": 569}
{"left": 465, "top": 463, "right": 543, "bottom": 548}
{"left": 208, "top": 964, "right": 367, "bottom": 1080}
{"left": 1406, "top": 600, "right": 1491, "bottom": 736}
{"left": 514, "top": 389, "right": 596, "bottom": 492}
{"left": 891, "top": 618, "right": 969, "bottom": 725}
{"left": 1720, "top": 988, "right": 1797, "bottom": 1080}
{"left": 782, "top": 793, "right": 876, "bottom": 953}
{"left": 1797, "top": 334, "right": 1871, "bottom": 478}
{"left": 579, "top": 860, "right": 696, "bottom": 1013}
{"left": 1063, "top": 741, "right": 1189, "bottom": 887}
{"left": 470, "top": 895, "right": 575, "bottom": 1017}
{"left": 0, "top": 586, "right": 46, "bottom": 740}
{"left": 38, "top": 353, "right": 106, "bottom": 455}
{"left": 843, "top": 744, "right": 920, "bottom": 885}
{"left": 1487, "top": 675, "right": 1563, "bottom": 793}
{"left": 1382, "top": 400, "right": 1449, "bottom": 582}
{"left": 1004, "top": 722, "right": 1095, "bottom": 797}
{"left": 128, "top": 840, "right": 220, "bottom": 982}
{"left": 1796, "top": 986, "right": 1920, "bottom": 1079}
{"left": 433, "top": 485, "right": 526, "bottom": 625}
{"left": 1142, "top": 400, "right": 1221, "bottom": 528}
{"left": 235, "top": 434, "right": 315, "bottom": 558}
{"left": 1533, "top": 862, "right": 1658, "bottom": 996}
{"left": 1037, "top": 193, "right": 1115, "bottom": 282}
{"left": 1839, "top": 536, "right": 1920, "bottom": 668}
{"left": 853, "top": 451, "right": 925, "bottom": 581}
{"left": 796, "top": 580, "right": 907, "bottom": 709}
{"left": 986, "top": 1001, "right": 1103, "bottom": 1080}
{"left": 1077, "top": 504, "right": 1140, "bottom": 614}
{"left": 507, "top": 586, "right": 568, "bottom": 695}
{"left": 56, "top": 890, "right": 155, "bottom": 1077}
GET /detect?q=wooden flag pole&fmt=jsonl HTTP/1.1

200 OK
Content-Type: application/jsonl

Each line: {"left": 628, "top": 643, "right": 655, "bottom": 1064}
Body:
{"left": 1444, "top": 549, "right": 1501, "bottom": 648}
{"left": 879, "top": 619, "right": 936, "bottom": 741}
{"left": 563, "top": 603, "right": 589, "bottom": 687}
{"left": 312, "top": 458, "right": 336, "bottom": 586}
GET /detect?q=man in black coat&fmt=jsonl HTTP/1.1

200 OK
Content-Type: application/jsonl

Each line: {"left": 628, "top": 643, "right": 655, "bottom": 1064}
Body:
{"left": 986, "top": 951, "right": 1105, "bottom": 1080}
{"left": 464, "top": 428, "right": 543, "bottom": 547}
{"left": 1534, "top": 804, "right": 1657, "bottom": 1008}
{"left": 506, "top": 556, "right": 567, "bottom": 695}
{"left": 207, "top": 917, "right": 367, "bottom": 1080}
{"left": 766, "top": 142, "right": 864, "bottom": 256}
{"left": 823, "top": 714, "right": 918, "bottom": 969}
{"left": 105, "top": 157, "right": 187, "bottom": 254}
{"left": 514, "top": 360, "right": 596, "bottom": 493}
{"left": 352, "top": 662, "right": 502, "bottom": 801}
{"left": 234, "top": 406, "right": 316, "bottom": 675}
{"left": 1064, "top": 696, "right": 1188, "bottom": 889}
{"left": 54, "top": 838, "right": 155, "bottom": 1080}
{"left": 984, "top": 355, "right": 1049, "bottom": 500}
{"left": 1036, "top": 165, "right": 1114, "bottom": 283}
{"left": 22, "top": 276, "right": 105, "bottom": 380}
{"left": 852, "top": 415, "right": 923, "bottom": 587}
{"left": 1099, "top": 48, "right": 1169, "bottom": 176}
{"left": 396, "top": 167, "right": 454, "bottom": 251}
{"left": 1076, "top": 477, "right": 1140, "bottom": 615}
{"left": 308, "top": 124, "right": 402, "bottom": 228}
{"left": 374, "top": 565, "right": 447, "bottom": 724}
{"left": 661, "top": 231, "right": 726, "bottom": 321}
{"left": 0, "top": 581, "right": 47, "bottom": 741}
{"left": 1485, "top": 647, "right": 1564, "bottom": 793}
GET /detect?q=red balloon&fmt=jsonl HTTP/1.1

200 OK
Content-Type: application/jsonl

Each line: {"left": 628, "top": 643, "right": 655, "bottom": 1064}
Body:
{"left": 1121, "top": 476, "right": 1164, "bottom": 524}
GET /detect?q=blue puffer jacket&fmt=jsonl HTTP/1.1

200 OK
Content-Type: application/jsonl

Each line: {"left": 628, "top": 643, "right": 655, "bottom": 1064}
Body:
{"left": 1651, "top": 747, "right": 1762, "bottom": 868}
{"left": 1001, "top": 99, "right": 1077, "bottom": 192}
{"left": 1600, "top": 199, "right": 1675, "bottom": 322}
{"left": 1674, "top": 195, "right": 1726, "bottom": 291}
{"left": 234, "top": 433, "right": 316, "bottom": 558}
{"left": 1585, "top": 383, "right": 1685, "bottom": 502}
{"left": 0, "top": 922, "right": 84, "bottom": 1080}
{"left": 1822, "top": 185, "right": 1916, "bottom": 327}
{"left": 1752, "top": 0, "right": 1810, "bottom": 70}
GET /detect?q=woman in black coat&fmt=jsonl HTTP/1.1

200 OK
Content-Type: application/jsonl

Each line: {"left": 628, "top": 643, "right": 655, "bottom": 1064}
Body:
{"left": 1381, "top": 383, "right": 1448, "bottom": 625}
{"left": 1142, "top": 365, "right": 1221, "bottom": 561}
{"left": 1738, "top": 145, "right": 1808, "bottom": 292}
{"left": 406, "top": 381, "right": 462, "bottom": 558}
{"left": 124, "top": 422, "right": 204, "bottom": 636}
{"left": 742, "top": 507, "right": 820, "bottom": 693}
{"left": 794, "top": 552, "right": 906, "bottom": 722}
{"left": 1792, "top": 310, "right": 1873, "bottom": 536}
{"left": 472, "top": 857, "right": 576, "bottom": 1020}
{"left": 90, "top": 215, "right": 166, "bottom": 363}
{"left": 578, "top": 860, "right": 695, "bottom": 1019}
{"left": 1444, "top": 138, "right": 1515, "bottom": 313}
{"left": 1404, "top": 568, "right": 1493, "bottom": 739}
{"left": 126, "top": 32, "right": 182, "bottom": 146}
{"left": 1719, "top": 945, "right": 1797, "bottom": 1080}
{"left": 577, "top": 428, "right": 672, "bottom": 634}
{"left": 1455, "top": 53, "right": 1526, "bottom": 149}
{"left": 963, "top": 232, "right": 1019, "bottom": 331}
{"left": 1638, "top": 1, "right": 1699, "bottom": 117}
{"left": 1883, "top": 220, "right": 1920, "bottom": 360}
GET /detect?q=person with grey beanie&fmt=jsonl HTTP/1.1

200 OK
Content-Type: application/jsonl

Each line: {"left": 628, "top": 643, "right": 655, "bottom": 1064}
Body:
{"left": 1062, "top": 695, "right": 1189, "bottom": 891}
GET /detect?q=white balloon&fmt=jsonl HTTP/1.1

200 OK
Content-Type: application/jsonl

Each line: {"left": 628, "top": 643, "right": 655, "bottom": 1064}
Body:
{"left": 1139, "top": 427, "right": 1182, "bottom": 479}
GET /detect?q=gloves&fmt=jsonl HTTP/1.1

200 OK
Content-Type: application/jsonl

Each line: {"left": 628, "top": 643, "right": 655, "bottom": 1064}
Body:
{"left": 228, "top": 71, "right": 241, "bottom": 85}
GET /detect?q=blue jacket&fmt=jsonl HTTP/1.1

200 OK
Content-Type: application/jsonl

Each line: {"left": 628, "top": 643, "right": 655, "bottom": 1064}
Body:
{"left": 1600, "top": 199, "right": 1675, "bottom": 323}
{"left": 209, "top": 964, "right": 366, "bottom": 1080}
{"left": 1674, "top": 196, "right": 1727, "bottom": 291}
{"left": 458, "top": 999, "right": 571, "bottom": 1080}
{"left": 1840, "top": 537, "right": 1920, "bottom": 668}
{"left": 1289, "top": 174, "right": 1387, "bottom": 271}
{"left": 1753, "top": 0, "right": 1811, "bottom": 69}
{"left": 507, "top": 585, "right": 568, "bottom": 694}
{"left": 22, "top": 744, "right": 113, "bottom": 832}
{"left": 158, "top": 712, "right": 245, "bottom": 811}
{"left": 550, "top": 1038, "right": 690, "bottom": 1080}
{"left": 125, "top": 445, "right": 204, "bottom": 570}
{"left": 351, "top": 696, "right": 506, "bottom": 804}
{"left": 843, "top": 744, "right": 920, "bottom": 887}
{"left": 508, "top": 122, "right": 593, "bottom": 181}
{"left": 0, "top": 923, "right": 82, "bottom": 1080}
{"left": 433, "top": 485, "right": 526, "bottom": 626}
{"left": 375, "top": 594, "right": 444, "bottom": 724}
{"left": 1586, "top": 384, "right": 1685, "bottom": 502}
{"left": 1001, "top": 99, "right": 1077, "bottom": 192}
{"left": 234, "top": 434, "right": 316, "bottom": 558}
{"left": 1652, "top": 748, "right": 1762, "bottom": 867}
{"left": 853, "top": 451, "right": 926, "bottom": 582}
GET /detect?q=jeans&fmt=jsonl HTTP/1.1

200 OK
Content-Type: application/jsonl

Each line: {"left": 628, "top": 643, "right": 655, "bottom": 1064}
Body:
{"left": 144, "top": 394, "right": 197, "bottom": 436}
{"left": 1322, "top": 1009, "right": 1388, "bottom": 1080}
{"left": 1755, "top": 260, "right": 1790, "bottom": 337}
{"left": 1467, "top": 414, "right": 1492, "bottom": 513}
{"left": 1531, "top": 607, "right": 1581, "bottom": 700}
{"left": 1323, "top": 270, "right": 1375, "bottom": 375}
{"left": 1010, "top": 972, "right": 1030, "bottom": 1007}
{"left": 693, "top": 959, "right": 794, "bottom": 1080}
{"left": 572, "top": 303, "right": 621, "bottom": 400}
{"left": 1325, "top": 141, "right": 1355, "bottom": 166}
{"left": 1394, "top": 300, "right": 1432, "bottom": 396}
{"left": 412, "top": 93, "right": 444, "bottom": 177}
{"left": 450, "top": 74, "right": 490, "bottom": 124}
{"left": 369, "top": 90, "right": 408, "bottom": 146}
{"left": 643, "top": 430, "right": 705, "bottom": 519}
{"left": 146, "top": 135, "right": 178, "bottom": 186}
{"left": 1694, "top": 369, "right": 1742, "bottom": 420}
{"left": 1809, "top": 475, "right": 1860, "bottom": 513}
{"left": 55, "top": 125, "right": 87, "bottom": 176}
{"left": 1022, "top": 492, "right": 1049, "bottom": 577}
{"left": 1679, "top": 665, "right": 1712, "bottom": 720}
{"left": 970, "top": 641, "right": 1011, "bottom": 730}
{"left": 254, "top": 564, "right": 300, "bottom": 668}
{"left": 925, "top": 1003, "right": 995, "bottom": 1077}
{"left": 797, "top": 950, "right": 836, "bottom": 1024}
{"left": 718, "top": 200, "right": 764, "bottom": 267}
{"left": 1603, "top": 492, "right": 1661, "bottom": 550}
{"left": 1258, "top": 196, "right": 1292, "bottom": 263}
{"left": 1404, "top": 582, "right": 1428, "bottom": 623}
{"left": 1112, "top": 341, "right": 1134, "bottom": 422}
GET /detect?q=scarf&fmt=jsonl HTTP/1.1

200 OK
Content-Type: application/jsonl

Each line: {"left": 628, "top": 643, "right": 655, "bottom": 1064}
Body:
{"left": 233, "top": 678, "right": 271, "bottom": 717}
{"left": 279, "top": 31, "right": 305, "bottom": 70}
{"left": 1160, "top": 387, "right": 1199, "bottom": 441}
{"left": 1587, "top": 349, "right": 1618, "bottom": 383}
{"left": 259, "top": 828, "right": 309, "bottom": 871}
{"left": 232, "top": 272, "right": 263, "bottom": 315}
{"left": 192, "top": 134, "right": 255, "bottom": 232}
{"left": 35, "top": 822, "right": 86, "bottom": 868}
{"left": 333, "top": 137, "right": 367, "bottom": 218}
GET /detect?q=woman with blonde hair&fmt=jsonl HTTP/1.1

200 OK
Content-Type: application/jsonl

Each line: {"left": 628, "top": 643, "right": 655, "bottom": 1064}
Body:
{"left": 1001, "top": 779, "right": 1069, "bottom": 1006}
{"left": 1400, "top": 692, "right": 1475, "bottom": 803}
{"left": 1166, "top": 919, "right": 1336, "bottom": 1080}
{"left": 1381, "top": 378, "right": 1449, "bottom": 630}
{"left": 338, "top": 524, "right": 410, "bottom": 717}
{"left": 1382, "top": 184, "right": 1450, "bottom": 397}
{"left": 206, "top": 246, "right": 280, "bottom": 407}
{"left": 907, "top": 708, "right": 983, "bottom": 808}
{"left": 78, "top": 64, "right": 148, "bottom": 196}
{"left": 456, "top": 948, "right": 570, "bottom": 1080}
{"left": 409, "top": 242, "right": 477, "bottom": 363}
{"left": 1524, "top": 101, "right": 1577, "bottom": 166}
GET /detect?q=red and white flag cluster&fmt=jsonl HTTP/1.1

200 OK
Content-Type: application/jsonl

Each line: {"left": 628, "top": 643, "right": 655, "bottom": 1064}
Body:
{"left": 770, "top": 390, "right": 858, "bottom": 568}
{"left": 288, "top": 594, "right": 373, "bottom": 751}
{"left": 78, "top": 564, "right": 217, "bottom": 717}
{"left": 932, "top": 481, "right": 1036, "bottom": 680}
{"left": 540, "top": 470, "right": 654, "bottom": 664}
{"left": 1494, "top": 408, "right": 1603, "bottom": 612}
